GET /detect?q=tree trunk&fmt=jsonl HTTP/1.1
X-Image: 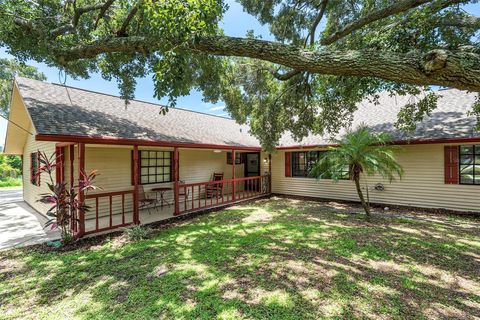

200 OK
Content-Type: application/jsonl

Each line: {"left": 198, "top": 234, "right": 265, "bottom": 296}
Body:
{"left": 353, "top": 174, "right": 371, "bottom": 219}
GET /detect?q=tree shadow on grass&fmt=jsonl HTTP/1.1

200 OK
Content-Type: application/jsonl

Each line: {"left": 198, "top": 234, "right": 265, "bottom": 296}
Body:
{"left": 1, "top": 198, "right": 479, "bottom": 319}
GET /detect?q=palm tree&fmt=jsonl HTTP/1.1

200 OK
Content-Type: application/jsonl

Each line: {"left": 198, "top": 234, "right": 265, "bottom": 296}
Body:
{"left": 310, "top": 126, "right": 404, "bottom": 219}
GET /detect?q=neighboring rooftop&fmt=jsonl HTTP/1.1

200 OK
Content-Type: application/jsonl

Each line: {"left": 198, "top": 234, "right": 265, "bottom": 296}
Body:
{"left": 14, "top": 77, "right": 480, "bottom": 149}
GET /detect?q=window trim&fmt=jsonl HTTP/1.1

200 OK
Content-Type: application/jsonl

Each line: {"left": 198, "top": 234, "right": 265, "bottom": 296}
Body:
{"left": 30, "top": 152, "right": 40, "bottom": 186}
{"left": 291, "top": 151, "right": 321, "bottom": 178}
{"left": 291, "top": 150, "right": 350, "bottom": 180}
{"left": 138, "top": 150, "right": 173, "bottom": 185}
{"left": 226, "top": 152, "right": 242, "bottom": 165}
{"left": 458, "top": 144, "right": 480, "bottom": 185}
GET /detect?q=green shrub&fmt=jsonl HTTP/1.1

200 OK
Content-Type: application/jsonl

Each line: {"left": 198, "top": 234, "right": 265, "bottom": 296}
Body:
{"left": 0, "top": 153, "right": 21, "bottom": 177}
{"left": 123, "top": 225, "right": 150, "bottom": 241}
{"left": 0, "top": 177, "right": 22, "bottom": 188}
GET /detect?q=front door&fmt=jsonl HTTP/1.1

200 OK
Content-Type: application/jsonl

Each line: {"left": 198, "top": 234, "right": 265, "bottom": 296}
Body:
{"left": 244, "top": 153, "right": 260, "bottom": 191}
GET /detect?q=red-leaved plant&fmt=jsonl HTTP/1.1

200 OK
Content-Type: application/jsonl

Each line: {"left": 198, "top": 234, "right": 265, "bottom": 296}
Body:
{"left": 36, "top": 151, "right": 99, "bottom": 243}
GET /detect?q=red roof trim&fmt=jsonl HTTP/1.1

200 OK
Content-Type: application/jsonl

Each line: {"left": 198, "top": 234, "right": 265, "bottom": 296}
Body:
{"left": 37, "top": 133, "right": 480, "bottom": 151}
{"left": 36, "top": 134, "right": 262, "bottom": 151}
{"left": 276, "top": 137, "right": 480, "bottom": 150}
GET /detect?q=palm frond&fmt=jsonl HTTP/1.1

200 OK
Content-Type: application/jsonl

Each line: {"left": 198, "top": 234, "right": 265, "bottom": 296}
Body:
{"left": 310, "top": 126, "right": 403, "bottom": 182}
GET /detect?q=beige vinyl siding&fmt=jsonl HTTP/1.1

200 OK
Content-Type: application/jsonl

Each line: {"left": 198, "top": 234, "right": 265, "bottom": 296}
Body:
{"left": 77, "top": 146, "right": 164, "bottom": 220}
{"left": 179, "top": 149, "right": 244, "bottom": 183}
{"left": 22, "top": 126, "right": 56, "bottom": 216}
{"left": 272, "top": 144, "right": 480, "bottom": 213}
{"left": 70, "top": 147, "right": 253, "bottom": 219}
{"left": 179, "top": 149, "right": 243, "bottom": 204}
{"left": 83, "top": 146, "right": 135, "bottom": 221}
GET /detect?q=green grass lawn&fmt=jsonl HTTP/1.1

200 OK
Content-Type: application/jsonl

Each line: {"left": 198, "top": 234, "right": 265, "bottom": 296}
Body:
{"left": 0, "top": 177, "right": 22, "bottom": 188}
{"left": 1, "top": 199, "right": 479, "bottom": 319}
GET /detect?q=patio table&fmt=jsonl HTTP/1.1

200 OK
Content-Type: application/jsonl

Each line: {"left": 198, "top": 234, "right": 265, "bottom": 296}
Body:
{"left": 151, "top": 187, "right": 173, "bottom": 208}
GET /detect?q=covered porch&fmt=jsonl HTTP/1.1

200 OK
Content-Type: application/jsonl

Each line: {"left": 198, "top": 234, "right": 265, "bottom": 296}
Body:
{"left": 54, "top": 141, "right": 271, "bottom": 237}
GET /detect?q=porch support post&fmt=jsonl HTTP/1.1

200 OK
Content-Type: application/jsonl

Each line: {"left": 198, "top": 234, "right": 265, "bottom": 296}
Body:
{"left": 69, "top": 144, "right": 76, "bottom": 234}
{"left": 173, "top": 147, "right": 180, "bottom": 216}
{"left": 133, "top": 145, "right": 140, "bottom": 224}
{"left": 232, "top": 149, "right": 236, "bottom": 202}
{"left": 268, "top": 153, "right": 272, "bottom": 194}
{"left": 69, "top": 145, "right": 74, "bottom": 190}
{"left": 55, "top": 146, "right": 64, "bottom": 184}
{"left": 77, "top": 143, "right": 86, "bottom": 238}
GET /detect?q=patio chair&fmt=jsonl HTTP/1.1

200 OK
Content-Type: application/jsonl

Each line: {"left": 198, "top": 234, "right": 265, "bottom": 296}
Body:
{"left": 138, "top": 185, "right": 158, "bottom": 214}
{"left": 205, "top": 172, "right": 224, "bottom": 198}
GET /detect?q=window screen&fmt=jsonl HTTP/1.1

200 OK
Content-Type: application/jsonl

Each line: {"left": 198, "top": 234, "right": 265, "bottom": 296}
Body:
{"left": 459, "top": 145, "right": 480, "bottom": 185}
{"left": 139, "top": 150, "right": 172, "bottom": 184}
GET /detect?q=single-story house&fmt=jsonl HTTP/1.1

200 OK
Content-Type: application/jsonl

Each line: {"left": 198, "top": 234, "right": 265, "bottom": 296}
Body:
{"left": 4, "top": 77, "right": 480, "bottom": 237}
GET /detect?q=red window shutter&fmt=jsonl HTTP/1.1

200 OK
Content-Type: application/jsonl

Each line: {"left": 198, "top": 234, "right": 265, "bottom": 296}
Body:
{"left": 30, "top": 153, "right": 34, "bottom": 185}
{"left": 30, "top": 152, "right": 40, "bottom": 186}
{"left": 285, "top": 152, "right": 292, "bottom": 177}
{"left": 37, "top": 151, "right": 40, "bottom": 186}
{"left": 444, "top": 146, "right": 459, "bottom": 184}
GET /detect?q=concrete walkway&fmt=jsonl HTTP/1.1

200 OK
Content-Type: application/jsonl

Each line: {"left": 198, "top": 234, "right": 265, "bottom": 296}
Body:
{"left": 0, "top": 188, "right": 60, "bottom": 250}
{"left": 0, "top": 188, "right": 23, "bottom": 205}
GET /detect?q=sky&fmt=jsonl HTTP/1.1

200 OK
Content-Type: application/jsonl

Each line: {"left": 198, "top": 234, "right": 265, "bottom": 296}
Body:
{"left": 0, "top": 0, "right": 272, "bottom": 146}
{"left": 1, "top": 1, "right": 479, "bottom": 147}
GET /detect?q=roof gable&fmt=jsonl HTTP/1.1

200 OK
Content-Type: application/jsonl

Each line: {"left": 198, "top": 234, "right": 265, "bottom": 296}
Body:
{"left": 3, "top": 82, "right": 35, "bottom": 154}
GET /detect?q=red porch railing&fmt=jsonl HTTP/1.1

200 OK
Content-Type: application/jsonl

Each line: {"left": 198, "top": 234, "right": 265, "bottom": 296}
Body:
{"left": 177, "top": 175, "right": 270, "bottom": 215}
{"left": 73, "top": 175, "right": 270, "bottom": 236}
{"left": 82, "top": 190, "right": 135, "bottom": 235}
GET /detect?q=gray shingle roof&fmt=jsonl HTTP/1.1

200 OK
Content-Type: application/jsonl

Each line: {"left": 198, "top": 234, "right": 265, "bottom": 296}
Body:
{"left": 16, "top": 77, "right": 479, "bottom": 148}
{"left": 278, "top": 88, "right": 479, "bottom": 147}
{"left": 16, "top": 77, "right": 260, "bottom": 148}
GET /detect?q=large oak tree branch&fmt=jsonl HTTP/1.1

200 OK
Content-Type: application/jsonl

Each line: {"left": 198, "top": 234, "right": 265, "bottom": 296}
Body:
{"left": 442, "top": 14, "right": 480, "bottom": 28}
{"left": 255, "top": 66, "right": 301, "bottom": 81}
{"left": 116, "top": 0, "right": 142, "bottom": 36}
{"left": 308, "top": 0, "right": 328, "bottom": 46}
{"left": 378, "top": 0, "right": 474, "bottom": 34}
{"left": 72, "top": 3, "right": 106, "bottom": 26}
{"left": 55, "top": 35, "right": 480, "bottom": 91}
{"left": 94, "top": 0, "right": 116, "bottom": 29}
{"left": 321, "top": 0, "right": 434, "bottom": 45}
{"left": 319, "top": 0, "right": 469, "bottom": 45}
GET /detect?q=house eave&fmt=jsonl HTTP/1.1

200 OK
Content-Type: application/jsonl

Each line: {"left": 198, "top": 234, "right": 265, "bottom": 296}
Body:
{"left": 35, "top": 133, "right": 263, "bottom": 151}
{"left": 276, "top": 136, "right": 480, "bottom": 150}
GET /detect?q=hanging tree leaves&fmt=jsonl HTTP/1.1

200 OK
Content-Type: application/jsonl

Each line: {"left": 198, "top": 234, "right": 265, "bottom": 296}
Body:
{"left": 0, "top": 58, "right": 46, "bottom": 117}
{"left": 0, "top": 0, "right": 479, "bottom": 149}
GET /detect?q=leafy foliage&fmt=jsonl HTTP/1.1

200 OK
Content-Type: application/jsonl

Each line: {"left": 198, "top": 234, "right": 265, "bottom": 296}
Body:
{"left": 0, "top": 176, "right": 21, "bottom": 187}
{"left": 0, "top": 1, "right": 479, "bottom": 149}
{"left": 310, "top": 126, "right": 404, "bottom": 217}
{"left": 395, "top": 92, "right": 439, "bottom": 132}
{"left": 123, "top": 225, "right": 150, "bottom": 241}
{"left": 36, "top": 151, "right": 99, "bottom": 243}
{"left": 0, "top": 58, "right": 46, "bottom": 117}
{"left": 0, "top": 152, "right": 21, "bottom": 177}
